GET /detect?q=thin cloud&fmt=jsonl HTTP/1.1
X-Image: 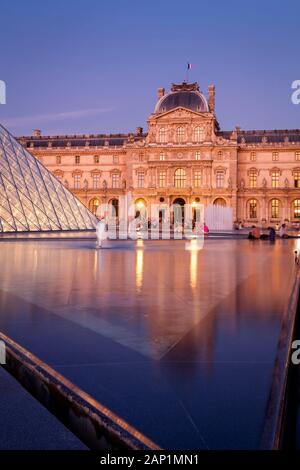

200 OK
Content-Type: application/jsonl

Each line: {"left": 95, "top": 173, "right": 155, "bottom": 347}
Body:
{"left": 1, "top": 106, "right": 115, "bottom": 128}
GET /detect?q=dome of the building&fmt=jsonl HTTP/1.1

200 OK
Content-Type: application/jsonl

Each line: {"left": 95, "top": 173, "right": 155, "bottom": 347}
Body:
{"left": 154, "top": 82, "right": 209, "bottom": 114}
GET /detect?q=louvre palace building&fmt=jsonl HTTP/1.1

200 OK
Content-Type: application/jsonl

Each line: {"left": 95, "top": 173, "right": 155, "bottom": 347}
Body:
{"left": 17, "top": 80, "right": 300, "bottom": 227}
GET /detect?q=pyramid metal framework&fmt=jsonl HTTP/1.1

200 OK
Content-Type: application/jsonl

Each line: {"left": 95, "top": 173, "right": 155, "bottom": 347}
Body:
{"left": 0, "top": 123, "right": 97, "bottom": 232}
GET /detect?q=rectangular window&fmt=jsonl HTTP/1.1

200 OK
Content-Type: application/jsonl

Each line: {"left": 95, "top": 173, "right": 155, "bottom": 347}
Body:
{"left": 176, "top": 127, "right": 185, "bottom": 143}
{"left": 56, "top": 156, "right": 61, "bottom": 164}
{"left": 159, "top": 128, "right": 166, "bottom": 143}
{"left": 75, "top": 155, "right": 80, "bottom": 164}
{"left": 294, "top": 171, "right": 300, "bottom": 188}
{"left": 195, "top": 151, "right": 201, "bottom": 160}
{"left": 294, "top": 200, "right": 300, "bottom": 218}
{"left": 295, "top": 152, "right": 300, "bottom": 161}
{"left": 249, "top": 200, "right": 257, "bottom": 219}
{"left": 74, "top": 174, "right": 81, "bottom": 189}
{"left": 216, "top": 171, "right": 224, "bottom": 188}
{"left": 159, "top": 170, "right": 166, "bottom": 188}
{"left": 159, "top": 153, "right": 166, "bottom": 161}
{"left": 272, "top": 152, "right": 279, "bottom": 162}
{"left": 193, "top": 127, "right": 204, "bottom": 143}
{"left": 249, "top": 172, "right": 257, "bottom": 188}
{"left": 174, "top": 169, "right": 186, "bottom": 188}
{"left": 271, "top": 171, "right": 280, "bottom": 188}
{"left": 271, "top": 199, "right": 279, "bottom": 218}
{"left": 194, "top": 170, "right": 202, "bottom": 187}
{"left": 113, "top": 156, "right": 119, "bottom": 164}
{"left": 94, "top": 155, "right": 99, "bottom": 164}
{"left": 250, "top": 152, "right": 256, "bottom": 162}
{"left": 112, "top": 173, "right": 119, "bottom": 188}
{"left": 93, "top": 174, "right": 100, "bottom": 189}
{"left": 137, "top": 172, "right": 145, "bottom": 188}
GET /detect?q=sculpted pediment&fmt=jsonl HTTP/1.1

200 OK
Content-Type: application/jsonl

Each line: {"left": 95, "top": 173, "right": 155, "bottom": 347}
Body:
{"left": 151, "top": 107, "right": 210, "bottom": 121}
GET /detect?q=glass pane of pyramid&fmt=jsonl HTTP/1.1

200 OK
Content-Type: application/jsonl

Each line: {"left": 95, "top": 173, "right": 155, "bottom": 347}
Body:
{"left": 0, "top": 123, "right": 98, "bottom": 232}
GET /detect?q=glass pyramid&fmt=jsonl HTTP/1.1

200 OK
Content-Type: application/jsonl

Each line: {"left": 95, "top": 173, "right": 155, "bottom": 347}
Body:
{"left": 0, "top": 123, "right": 97, "bottom": 232}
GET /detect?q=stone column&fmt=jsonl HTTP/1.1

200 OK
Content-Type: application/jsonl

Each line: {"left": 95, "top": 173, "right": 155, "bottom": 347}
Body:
{"left": 284, "top": 196, "right": 289, "bottom": 221}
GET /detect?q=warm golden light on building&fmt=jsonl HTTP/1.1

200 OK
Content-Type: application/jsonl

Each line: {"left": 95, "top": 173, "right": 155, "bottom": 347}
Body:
{"left": 17, "top": 80, "right": 300, "bottom": 229}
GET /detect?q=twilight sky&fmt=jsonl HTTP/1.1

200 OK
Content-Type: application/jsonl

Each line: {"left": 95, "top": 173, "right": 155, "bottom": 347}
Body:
{"left": 0, "top": 0, "right": 299, "bottom": 136}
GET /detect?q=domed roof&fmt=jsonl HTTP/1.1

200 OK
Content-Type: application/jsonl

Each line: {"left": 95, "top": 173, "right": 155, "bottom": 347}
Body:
{"left": 155, "top": 82, "right": 209, "bottom": 114}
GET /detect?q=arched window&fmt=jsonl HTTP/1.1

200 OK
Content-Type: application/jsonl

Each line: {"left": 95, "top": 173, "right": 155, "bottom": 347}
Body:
{"left": 249, "top": 199, "right": 257, "bottom": 219}
{"left": 293, "top": 199, "right": 300, "bottom": 218}
{"left": 176, "top": 127, "right": 185, "bottom": 143}
{"left": 159, "top": 127, "right": 167, "bottom": 143}
{"left": 174, "top": 168, "right": 186, "bottom": 188}
{"left": 271, "top": 199, "right": 279, "bottom": 218}
{"left": 193, "top": 126, "right": 204, "bottom": 143}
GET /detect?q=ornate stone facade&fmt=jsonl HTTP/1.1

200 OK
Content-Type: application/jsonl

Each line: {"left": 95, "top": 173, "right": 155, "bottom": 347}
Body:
{"left": 18, "top": 81, "right": 300, "bottom": 227}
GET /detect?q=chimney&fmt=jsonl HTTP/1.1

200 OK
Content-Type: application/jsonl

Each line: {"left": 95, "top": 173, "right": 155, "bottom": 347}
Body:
{"left": 136, "top": 127, "right": 143, "bottom": 136}
{"left": 33, "top": 129, "right": 41, "bottom": 137}
{"left": 208, "top": 85, "right": 215, "bottom": 113}
{"left": 157, "top": 87, "right": 165, "bottom": 99}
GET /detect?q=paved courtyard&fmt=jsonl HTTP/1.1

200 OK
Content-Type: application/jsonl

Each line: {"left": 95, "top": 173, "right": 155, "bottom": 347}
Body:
{"left": 0, "top": 237, "right": 298, "bottom": 449}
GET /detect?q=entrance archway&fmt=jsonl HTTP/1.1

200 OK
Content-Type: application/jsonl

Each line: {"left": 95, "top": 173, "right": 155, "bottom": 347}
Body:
{"left": 172, "top": 197, "right": 186, "bottom": 227}
{"left": 173, "top": 197, "right": 185, "bottom": 206}
{"left": 135, "top": 198, "right": 147, "bottom": 218}
{"left": 213, "top": 197, "right": 226, "bottom": 207}
{"left": 89, "top": 197, "right": 100, "bottom": 215}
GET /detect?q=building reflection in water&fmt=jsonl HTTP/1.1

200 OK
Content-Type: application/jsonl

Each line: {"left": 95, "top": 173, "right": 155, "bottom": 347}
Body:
{"left": 0, "top": 238, "right": 298, "bottom": 451}
{"left": 0, "top": 239, "right": 298, "bottom": 363}
{"left": 186, "top": 239, "right": 202, "bottom": 290}
{"left": 135, "top": 239, "right": 144, "bottom": 292}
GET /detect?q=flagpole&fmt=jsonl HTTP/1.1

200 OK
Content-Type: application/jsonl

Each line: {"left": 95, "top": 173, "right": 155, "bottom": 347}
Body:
{"left": 186, "top": 63, "right": 192, "bottom": 83}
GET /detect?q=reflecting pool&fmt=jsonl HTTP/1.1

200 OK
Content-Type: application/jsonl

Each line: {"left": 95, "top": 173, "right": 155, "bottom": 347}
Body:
{"left": 0, "top": 238, "right": 298, "bottom": 449}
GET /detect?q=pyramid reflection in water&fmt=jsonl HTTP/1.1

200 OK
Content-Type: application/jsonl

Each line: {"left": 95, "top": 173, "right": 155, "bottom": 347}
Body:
{"left": 0, "top": 124, "right": 97, "bottom": 232}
